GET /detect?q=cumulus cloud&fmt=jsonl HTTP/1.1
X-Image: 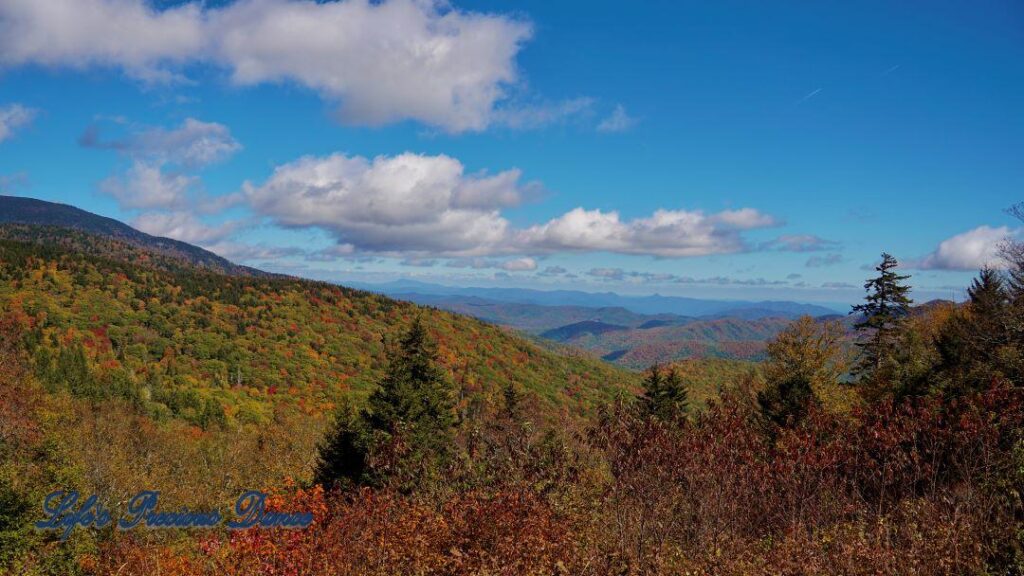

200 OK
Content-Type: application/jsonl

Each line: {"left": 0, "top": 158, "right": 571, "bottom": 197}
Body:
{"left": 88, "top": 118, "right": 241, "bottom": 211}
{"left": 0, "top": 0, "right": 204, "bottom": 83}
{"left": 912, "top": 225, "right": 1017, "bottom": 271}
{"left": 0, "top": 103, "right": 37, "bottom": 143}
{"left": 81, "top": 118, "right": 241, "bottom": 168}
{"left": 0, "top": 0, "right": 532, "bottom": 132}
{"left": 100, "top": 162, "right": 197, "bottom": 210}
{"left": 596, "top": 104, "right": 638, "bottom": 133}
{"left": 132, "top": 210, "right": 238, "bottom": 244}
{"left": 244, "top": 152, "right": 527, "bottom": 256}
{"left": 242, "top": 151, "right": 793, "bottom": 259}
{"left": 209, "top": 241, "right": 307, "bottom": 262}
{"left": 519, "top": 207, "right": 780, "bottom": 257}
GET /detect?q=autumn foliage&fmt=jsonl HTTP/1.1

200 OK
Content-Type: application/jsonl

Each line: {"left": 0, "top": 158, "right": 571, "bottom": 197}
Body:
{"left": 3, "top": 230, "right": 1024, "bottom": 575}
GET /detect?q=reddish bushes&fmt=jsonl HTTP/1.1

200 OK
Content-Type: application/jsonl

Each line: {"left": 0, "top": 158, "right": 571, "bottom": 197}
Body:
{"left": 89, "top": 384, "right": 1023, "bottom": 576}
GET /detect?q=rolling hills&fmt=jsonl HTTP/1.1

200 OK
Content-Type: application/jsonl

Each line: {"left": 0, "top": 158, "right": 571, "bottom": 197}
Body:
{"left": 0, "top": 197, "right": 640, "bottom": 426}
{"left": 387, "top": 290, "right": 813, "bottom": 368}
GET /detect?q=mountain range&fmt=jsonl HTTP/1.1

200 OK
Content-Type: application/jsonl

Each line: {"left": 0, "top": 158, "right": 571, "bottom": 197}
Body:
{"left": 351, "top": 279, "right": 844, "bottom": 319}
{"left": 352, "top": 281, "right": 845, "bottom": 368}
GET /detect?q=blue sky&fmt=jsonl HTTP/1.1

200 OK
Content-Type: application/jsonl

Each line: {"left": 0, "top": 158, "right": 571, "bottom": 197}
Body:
{"left": 0, "top": 0, "right": 1021, "bottom": 304}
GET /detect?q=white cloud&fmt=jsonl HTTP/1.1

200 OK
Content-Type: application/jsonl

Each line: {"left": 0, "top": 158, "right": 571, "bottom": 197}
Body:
{"left": 493, "top": 97, "right": 594, "bottom": 130}
{"left": 596, "top": 104, "right": 638, "bottom": 133}
{"left": 0, "top": 0, "right": 204, "bottom": 83}
{"left": 100, "top": 162, "right": 196, "bottom": 210}
{"left": 499, "top": 257, "right": 536, "bottom": 271}
{"left": 913, "top": 225, "right": 1017, "bottom": 270}
{"left": 0, "top": 0, "right": 532, "bottom": 132}
{"left": 82, "top": 117, "right": 241, "bottom": 168}
{"left": 242, "top": 151, "right": 789, "bottom": 259}
{"left": 88, "top": 118, "right": 241, "bottom": 211}
{"left": 208, "top": 241, "right": 306, "bottom": 262}
{"left": 517, "top": 207, "right": 780, "bottom": 257}
{"left": 244, "top": 152, "right": 524, "bottom": 256}
{"left": 132, "top": 210, "right": 238, "bottom": 245}
{"left": 0, "top": 103, "right": 37, "bottom": 143}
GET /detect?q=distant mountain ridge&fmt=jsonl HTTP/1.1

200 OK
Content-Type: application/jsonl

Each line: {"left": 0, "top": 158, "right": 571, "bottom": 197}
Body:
{"left": 353, "top": 279, "right": 843, "bottom": 319}
{"left": 540, "top": 320, "right": 631, "bottom": 341}
{"left": 0, "top": 195, "right": 266, "bottom": 277}
{"left": 369, "top": 285, "right": 843, "bottom": 368}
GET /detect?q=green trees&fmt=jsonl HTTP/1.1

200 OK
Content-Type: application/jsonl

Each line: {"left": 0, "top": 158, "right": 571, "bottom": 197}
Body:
{"left": 936, "top": 266, "right": 1020, "bottom": 395}
{"left": 639, "top": 364, "right": 689, "bottom": 421}
{"left": 757, "top": 373, "right": 817, "bottom": 429}
{"left": 757, "top": 316, "right": 845, "bottom": 428}
{"left": 315, "top": 317, "right": 457, "bottom": 490}
{"left": 313, "top": 402, "right": 367, "bottom": 489}
{"left": 851, "top": 253, "right": 913, "bottom": 392}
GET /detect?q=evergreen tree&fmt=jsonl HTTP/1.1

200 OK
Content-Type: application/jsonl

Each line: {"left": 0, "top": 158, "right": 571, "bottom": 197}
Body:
{"left": 640, "top": 364, "right": 689, "bottom": 421}
{"left": 966, "top": 266, "right": 1010, "bottom": 355}
{"left": 314, "top": 317, "right": 456, "bottom": 489}
{"left": 758, "top": 373, "right": 818, "bottom": 429}
{"left": 313, "top": 402, "right": 368, "bottom": 489}
{"left": 935, "top": 266, "right": 1015, "bottom": 395}
{"left": 851, "top": 253, "right": 913, "bottom": 387}
{"left": 639, "top": 363, "right": 664, "bottom": 413}
{"left": 366, "top": 317, "right": 456, "bottom": 453}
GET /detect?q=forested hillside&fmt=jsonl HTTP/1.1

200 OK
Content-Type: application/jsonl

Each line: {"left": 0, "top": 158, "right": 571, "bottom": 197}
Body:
{"left": 0, "top": 224, "right": 638, "bottom": 428}
{"left": 0, "top": 196, "right": 265, "bottom": 276}
{"left": 2, "top": 218, "right": 1024, "bottom": 576}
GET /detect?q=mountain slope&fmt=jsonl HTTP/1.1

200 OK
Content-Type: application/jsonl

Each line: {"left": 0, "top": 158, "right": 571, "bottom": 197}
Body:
{"left": 556, "top": 317, "right": 795, "bottom": 369}
{"left": 541, "top": 320, "right": 630, "bottom": 341}
{"left": 0, "top": 205, "right": 639, "bottom": 425}
{"left": 0, "top": 195, "right": 264, "bottom": 276}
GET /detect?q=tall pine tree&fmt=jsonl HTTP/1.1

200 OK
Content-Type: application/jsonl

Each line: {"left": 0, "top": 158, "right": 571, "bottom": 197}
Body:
{"left": 935, "top": 266, "right": 1014, "bottom": 395}
{"left": 314, "top": 317, "right": 456, "bottom": 490}
{"left": 851, "top": 253, "right": 913, "bottom": 388}
{"left": 640, "top": 364, "right": 689, "bottom": 421}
